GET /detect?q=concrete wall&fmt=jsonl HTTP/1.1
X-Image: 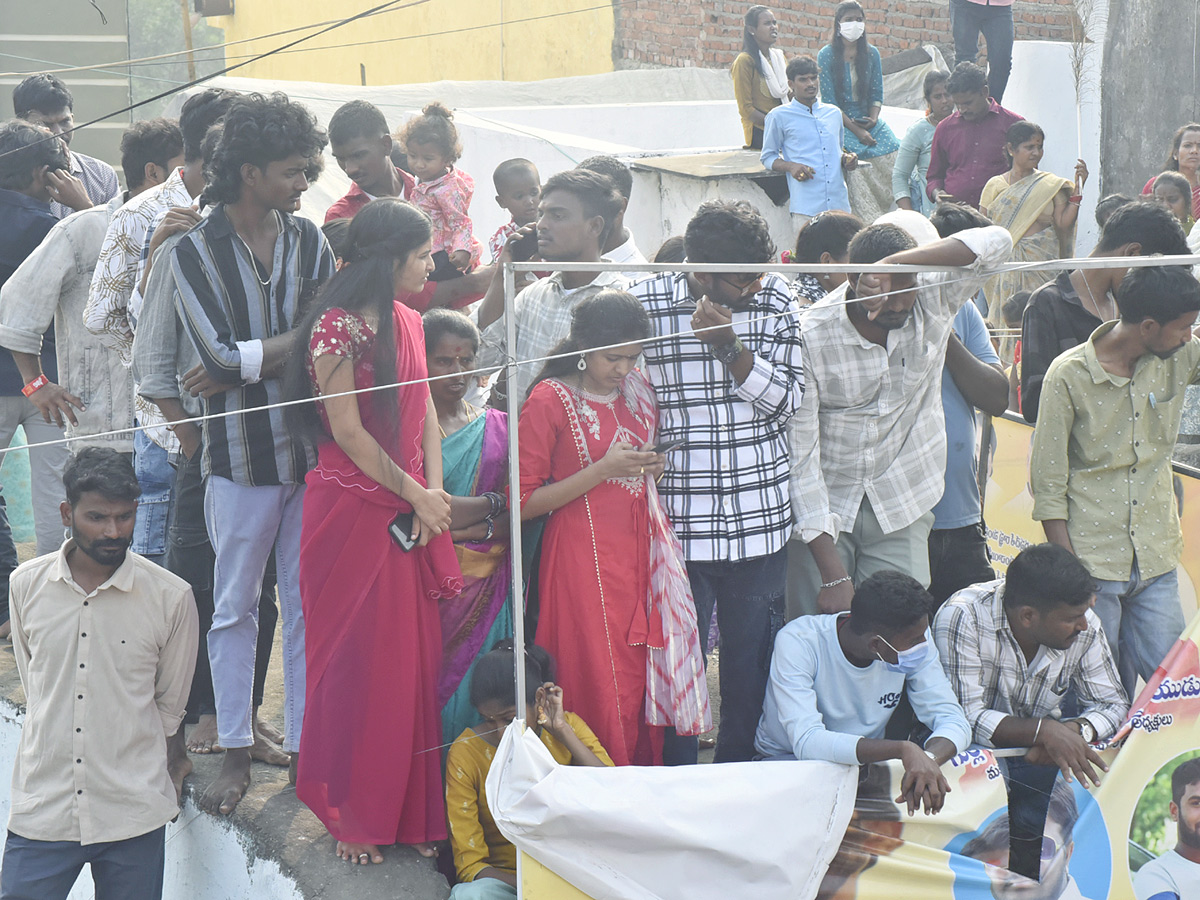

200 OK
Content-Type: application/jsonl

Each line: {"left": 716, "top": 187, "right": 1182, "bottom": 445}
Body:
{"left": 204, "top": 1, "right": 615, "bottom": 86}
{"left": 0, "top": 701, "right": 303, "bottom": 900}
{"left": 1101, "top": 0, "right": 1200, "bottom": 201}
{"left": 613, "top": 0, "right": 1081, "bottom": 69}
{"left": 0, "top": 0, "right": 131, "bottom": 170}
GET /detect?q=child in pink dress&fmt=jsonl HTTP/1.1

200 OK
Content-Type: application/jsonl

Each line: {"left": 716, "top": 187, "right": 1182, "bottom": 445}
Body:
{"left": 399, "top": 102, "right": 483, "bottom": 280}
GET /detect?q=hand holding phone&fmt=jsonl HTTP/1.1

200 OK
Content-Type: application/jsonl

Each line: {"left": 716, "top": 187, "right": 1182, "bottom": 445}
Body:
{"left": 651, "top": 438, "right": 684, "bottom": 455}
{"left": 389, "top": 511, "right": 416, "bottom": 552}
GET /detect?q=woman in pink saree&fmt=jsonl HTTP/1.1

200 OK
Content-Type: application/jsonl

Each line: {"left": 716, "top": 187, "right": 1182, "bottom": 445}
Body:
{"left": 289, "top": 199, "right": 462, "bottom": 865}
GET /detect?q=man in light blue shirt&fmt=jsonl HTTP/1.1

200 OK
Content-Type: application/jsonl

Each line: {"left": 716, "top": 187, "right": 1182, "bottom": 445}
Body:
{"left": 756, "top": 571, "right": 972, "bottom": 815}
{"left": 760, "top": 55, "right": 856, "bottom": 225}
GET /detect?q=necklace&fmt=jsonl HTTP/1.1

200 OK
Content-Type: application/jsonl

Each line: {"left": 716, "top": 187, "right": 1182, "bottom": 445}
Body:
{"left": 437, "top": 400, "right": 477, "bottom": 439}
{"left": 1076, "top": 271, "right": 1117, "bottom": 322}
{"left": 235, "top": 213, "right": 278, "bottom": 287}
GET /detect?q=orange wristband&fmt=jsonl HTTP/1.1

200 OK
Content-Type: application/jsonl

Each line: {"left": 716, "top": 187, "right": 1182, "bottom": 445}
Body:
{"left": 21, "top": 375, "right": 47, "bottom": 398}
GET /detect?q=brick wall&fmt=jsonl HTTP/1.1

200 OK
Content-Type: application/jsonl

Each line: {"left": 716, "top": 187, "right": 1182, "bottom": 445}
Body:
{"left": 612, "top": 0, "right": 1081, "bottom": 69}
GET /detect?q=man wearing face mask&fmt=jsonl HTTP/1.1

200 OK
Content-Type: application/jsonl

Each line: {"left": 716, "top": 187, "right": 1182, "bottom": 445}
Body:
{"left": 934, "top": 543, "right": 1127, "bottom": 882}
{"left": 787, "top": 216, "right": 1012, "bottom": 620}
{"left": 756, "top": 571, "right": 971, "bottom": 816}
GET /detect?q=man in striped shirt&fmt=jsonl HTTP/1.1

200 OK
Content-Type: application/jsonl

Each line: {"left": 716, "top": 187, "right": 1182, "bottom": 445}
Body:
{"left": 170, "top": 92, "right": 334, "bottom": 816}
{"left": 933, "top": 543, "right": 1127, "bottom": 882}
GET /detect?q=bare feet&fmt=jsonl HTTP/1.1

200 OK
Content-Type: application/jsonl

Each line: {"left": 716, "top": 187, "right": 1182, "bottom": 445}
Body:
{"left": 409, "top": 842, "right": 438, "bottom": 858}
{"left": 336, "top": 841, "right": 384, "bottom": 865}
{"left": 253, "top": 710, "right": 285, "bottom": 746}
{"left": 187, "top": 714, "right": 221, "bottom": 754}
{"left": 199, "top": 747, "right": 252, "bottom": 816}
{"left": 167, "top": 728, "right": 192, "bottom": 805}
{"left": 250, "top": 735, "right": 289, "bottom": 767}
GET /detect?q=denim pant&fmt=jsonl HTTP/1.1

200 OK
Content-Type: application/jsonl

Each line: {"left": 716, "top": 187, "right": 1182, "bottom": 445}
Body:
{"left": 167, "top": 449, "right": 278, "bottom": 722}
{"left": 1001, "top": 757, "right": 1059, "bottom": 881}
{"left": 0, "top": 396, "right": 69, "bottom": 556}
{"left": 950, "top": 0, "right": 1014, "bottom": 103}
{"left": 0, "top": 826, "right": 165, "bottom": 900}
{"left": 671, "top": 548, "right": 786, "bottom": 764}
{"left": 0, "top": 491, "right": 18, "bottom": 625}
{"left": 927, "top": 521, "right": 995, "bottom": 607}
{"left": 132, "top": 429, "right": 175, "bottom": 567}
{"left": 1092, "top": 562, "right": 1184, "bottom": 699}
{"left": 205, "top": 475, "right": 305, "bottom": 752}
{"left": 449, "top": 878, "right": 518, "bottom": 899}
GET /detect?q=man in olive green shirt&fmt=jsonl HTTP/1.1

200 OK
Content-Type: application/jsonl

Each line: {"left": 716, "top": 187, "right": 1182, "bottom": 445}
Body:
{"left": 1031, "top": 264, "right": 1200, "bottom": 696}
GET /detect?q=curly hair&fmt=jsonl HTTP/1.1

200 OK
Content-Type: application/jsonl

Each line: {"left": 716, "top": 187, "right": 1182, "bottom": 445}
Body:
{"left": 397, "top": 101, "right": 462, "bottom": 163}
{"left": 203, "top": 92, "right": 327, "bottom": 205}
{"left": 179, "top": 88, "right": 238, "bottom": 162}
{"left": 684, "top": 199, "right": 775, "bottom": 264}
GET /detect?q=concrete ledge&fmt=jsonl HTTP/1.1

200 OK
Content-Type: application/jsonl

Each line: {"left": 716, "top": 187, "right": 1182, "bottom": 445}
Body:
{"left": 0, "top": 642, "right": 452, "bottom": 900}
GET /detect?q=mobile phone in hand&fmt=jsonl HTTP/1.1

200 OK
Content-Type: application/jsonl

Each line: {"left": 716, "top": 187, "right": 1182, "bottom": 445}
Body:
{"left": 510, "top": 227, "right": 538, "bottom": 262}
{"left": 651, "top": 438, "right": 685, "bottom": 455}
{"left": 388, "top": 511, "right": 416, "bottom": 552}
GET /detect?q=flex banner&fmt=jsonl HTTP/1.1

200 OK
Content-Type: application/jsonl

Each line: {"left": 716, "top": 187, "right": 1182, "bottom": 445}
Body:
{"left": 497, "top": 414, "right": 1200, "bottom": 900}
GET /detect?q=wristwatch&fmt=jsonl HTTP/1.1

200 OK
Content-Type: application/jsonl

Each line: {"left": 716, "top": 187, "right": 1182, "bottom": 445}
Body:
{"left": 710, "top": 337, "right": 745, "bottom": 367}
{"left": 1075, "top": 719, "right": 1097, "bottom": 743}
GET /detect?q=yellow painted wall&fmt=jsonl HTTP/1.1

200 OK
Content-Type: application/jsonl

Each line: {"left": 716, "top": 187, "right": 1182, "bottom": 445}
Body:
{"left": 207, "top": 0, "right": 615, "bottom": 85}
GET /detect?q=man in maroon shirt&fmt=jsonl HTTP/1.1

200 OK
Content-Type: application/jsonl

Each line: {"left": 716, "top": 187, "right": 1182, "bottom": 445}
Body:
{"left": 325, "top": 99, "right": 489, "bottom": 311}
{"left": 925, "top": 62, "right": 1023, "bottom": 209}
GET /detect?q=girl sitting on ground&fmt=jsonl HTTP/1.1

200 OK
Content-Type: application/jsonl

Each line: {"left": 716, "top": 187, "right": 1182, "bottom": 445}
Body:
{"left": 399, "top": 102, "right": 483, "bottom": 280}
{"left": 446, "top": 642, "right": 612, "bottom": 898}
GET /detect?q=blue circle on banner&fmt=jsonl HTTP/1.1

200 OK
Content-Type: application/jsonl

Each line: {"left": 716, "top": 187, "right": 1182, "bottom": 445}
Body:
{"left": 947, "top": 778, "right": 1110, "bottom": 900}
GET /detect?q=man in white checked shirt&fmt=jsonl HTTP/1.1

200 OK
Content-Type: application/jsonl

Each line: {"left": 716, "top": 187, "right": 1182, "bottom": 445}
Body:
{"left": 787, "top": 216, "right": 1012, "bottom": 618}
{"left": 934, "top": 543, "right": 1127, "bottom": 883}
{"left": 631, "top": 200, "right": 804, "bottom": 765}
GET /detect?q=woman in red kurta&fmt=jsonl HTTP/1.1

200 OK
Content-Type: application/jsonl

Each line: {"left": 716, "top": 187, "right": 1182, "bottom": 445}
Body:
{"left": 518, "top": 290, "right": 668, "bottom": 766}
{"left": 289, "top": 200, "right": 462, "bottom": 865}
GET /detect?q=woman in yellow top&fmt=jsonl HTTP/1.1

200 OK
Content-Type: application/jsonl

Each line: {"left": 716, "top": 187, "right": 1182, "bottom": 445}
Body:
{"left": 980, "top": 120, "right": 1088, "bottom": 362}
{"left": 731, "top": 6, "right": 788, "bottom": 149}
{"left": 445, "top": 642, "right": 612, "bottom": 898}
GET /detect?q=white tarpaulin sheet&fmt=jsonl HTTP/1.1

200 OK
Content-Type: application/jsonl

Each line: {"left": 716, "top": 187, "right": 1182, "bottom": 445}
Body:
{"left": 485, "top": 720, "right": 859, "bottom": 900}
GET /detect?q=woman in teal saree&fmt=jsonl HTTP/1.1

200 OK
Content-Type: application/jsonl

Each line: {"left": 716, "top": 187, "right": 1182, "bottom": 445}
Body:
{"left": 424, "top": 309, "right": 514, "bottom": 745}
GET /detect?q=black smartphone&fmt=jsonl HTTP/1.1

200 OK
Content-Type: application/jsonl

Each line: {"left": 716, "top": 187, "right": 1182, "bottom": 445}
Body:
{"left": 510, "top": 226, "right": 538, "bottom": 262}
{"left": 651, "top": 438, "right": 684, "bottom": 455}
{"left": 388, "top": 511, "right": 416, "bottom": 552}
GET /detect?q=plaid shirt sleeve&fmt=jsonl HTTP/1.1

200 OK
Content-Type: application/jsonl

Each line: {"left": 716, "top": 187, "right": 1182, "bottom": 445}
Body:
{"left": 1071, "top": 618, "right": 1129, "bottom": 740}
{"left": 789, "top": 357, "right": 838, "bottom": 541}
{"left": 933, "top": 596, "right": 1009, "bottom": 745}
{"left": 731, "top": 280, "right": 804, "bottom": 422}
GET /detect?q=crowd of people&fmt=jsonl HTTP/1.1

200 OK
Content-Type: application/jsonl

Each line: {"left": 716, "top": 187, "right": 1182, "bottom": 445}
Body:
{"left": 0, "top": 7, "right": 1198, "bottom": 895}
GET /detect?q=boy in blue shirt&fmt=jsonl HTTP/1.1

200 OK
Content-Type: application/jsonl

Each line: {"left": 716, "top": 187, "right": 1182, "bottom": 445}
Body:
{"left": 760, "top": 55, "right": 857, "bottom": 228}
{"left": 756, "top": 571, "right": 971, "bottom": 816}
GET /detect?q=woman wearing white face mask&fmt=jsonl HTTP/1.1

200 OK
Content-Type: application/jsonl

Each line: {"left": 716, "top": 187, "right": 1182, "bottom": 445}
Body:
{"left": 817, "top": 1, "right": 900, "bottom": 220}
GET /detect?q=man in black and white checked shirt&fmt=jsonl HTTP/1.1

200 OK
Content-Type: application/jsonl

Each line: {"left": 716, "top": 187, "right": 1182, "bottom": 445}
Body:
{"left": 933, "top": 543, "right": 1127, "bottom": 881}
{"left": 631, "top": 200, "right": 804, "bottom": 764}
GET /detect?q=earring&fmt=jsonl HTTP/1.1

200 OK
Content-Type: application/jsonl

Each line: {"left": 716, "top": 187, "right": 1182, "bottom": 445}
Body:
{"left": 577, "top": 356, "right": 587, "bottom": 371}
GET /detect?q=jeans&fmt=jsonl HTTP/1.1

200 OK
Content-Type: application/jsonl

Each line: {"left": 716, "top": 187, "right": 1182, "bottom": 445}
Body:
{"left": 132, "top": 428, "right": 174, "bottom": 567}
{"left": 0, "top": 396, "right": 69, "bottom": 556}
{"left": 950, "top": 0, "right": 1014, "bottom": 102}
{"left": 0, "top": 826, "right": 165, "bottom": 900}
{"left": 0, "top": 491, "right": 17, "bottom": 625}
{"left": 1001, "top": 757, "right": 1059, "bottom": 881}
{"left": 927, "top": 521, "right": 995, "bottom": 607}
{"left": 205, "top": 475, "right": 305, "bottom": 752}
{"left": 1092, "top": 562, "right": 1184, "bottom": 699}
{"left": 167, "top": 449, "right": 278, "bottom": 722}
{"left": 671, "top": 548, "right": 786, "bottom": 764}
{"left": 449, "top": 878, "right": 518, "bottom": 899}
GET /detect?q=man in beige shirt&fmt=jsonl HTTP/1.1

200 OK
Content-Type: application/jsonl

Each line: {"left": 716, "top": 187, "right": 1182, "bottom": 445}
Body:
{"left": 1, "top": 447, "right": 197, "bottom": 900}
{"left": 1031, "top": 264, "right": 1200, "bottom": 697}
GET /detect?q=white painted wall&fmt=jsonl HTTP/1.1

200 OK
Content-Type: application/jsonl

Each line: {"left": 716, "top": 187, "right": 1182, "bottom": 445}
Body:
{"left": 0, "top": 701, "right": 303, "bottom": 900}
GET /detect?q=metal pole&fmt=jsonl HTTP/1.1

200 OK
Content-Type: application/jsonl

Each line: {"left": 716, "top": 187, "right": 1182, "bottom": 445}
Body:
{"left": 501, "top": 259, "right": 524, "bottom": 898}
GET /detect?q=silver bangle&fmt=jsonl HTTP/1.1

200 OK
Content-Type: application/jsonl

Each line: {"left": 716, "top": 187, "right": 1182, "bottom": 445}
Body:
{"left": 821, "top": 575, "right": 852, "bottom": 590}
{"left": 1032, "top": 717, "right": 1043, "bottom": 745}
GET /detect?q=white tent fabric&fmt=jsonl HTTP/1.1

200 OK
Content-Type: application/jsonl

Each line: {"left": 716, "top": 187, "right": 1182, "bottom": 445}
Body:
{"left": 485, "top": 720, "right": 859, "bottom": 900}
